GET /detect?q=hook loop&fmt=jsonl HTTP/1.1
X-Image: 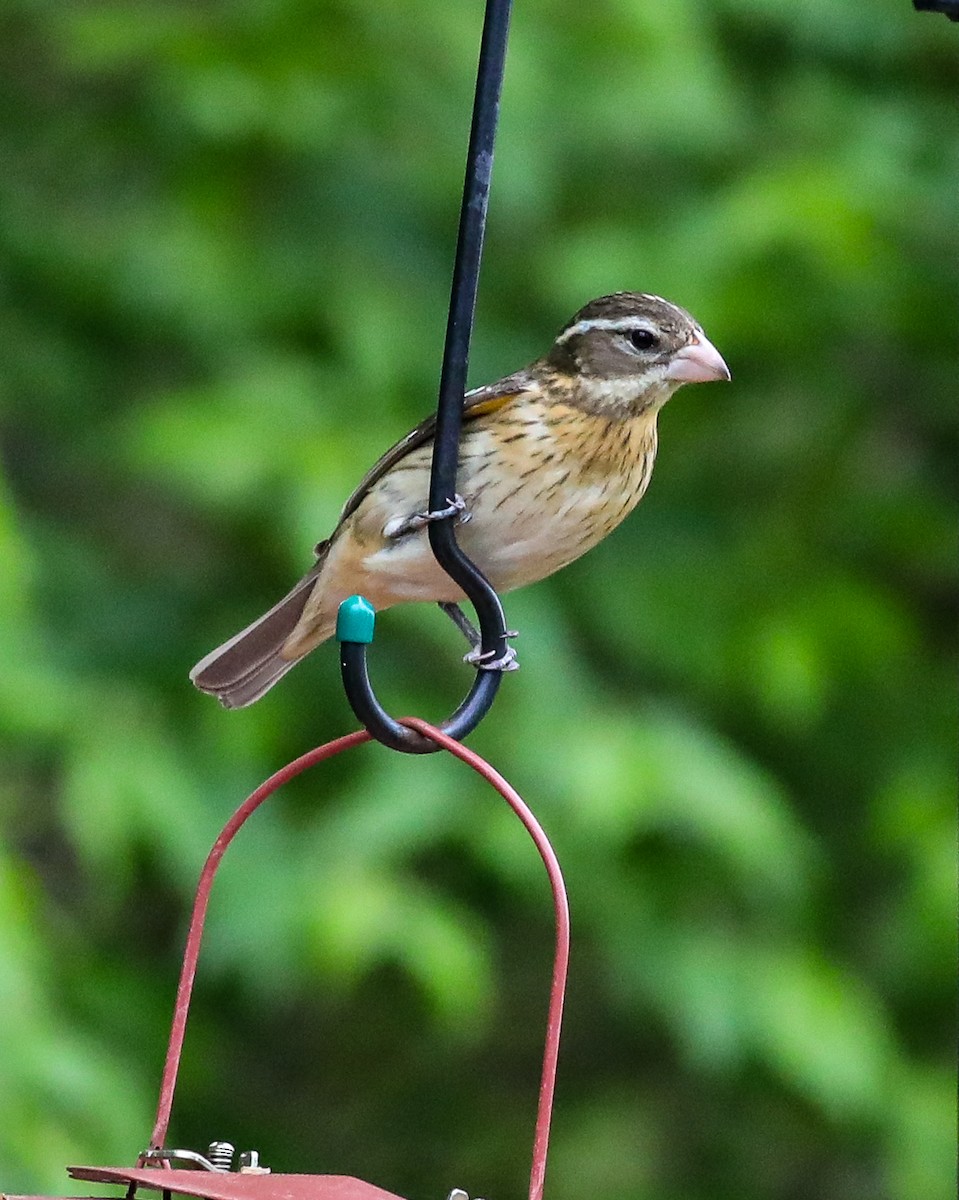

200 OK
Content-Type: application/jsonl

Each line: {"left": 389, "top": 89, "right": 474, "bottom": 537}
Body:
{"left": 338, "top": 597, "right": 502, "bottom": 755}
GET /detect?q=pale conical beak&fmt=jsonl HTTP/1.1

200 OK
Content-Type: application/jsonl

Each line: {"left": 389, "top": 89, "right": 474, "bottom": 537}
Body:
{"left": 665, "top": 335, "right": 731, "bottom": 384}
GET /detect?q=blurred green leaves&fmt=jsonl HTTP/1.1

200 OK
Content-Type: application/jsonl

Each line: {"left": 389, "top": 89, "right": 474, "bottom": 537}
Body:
{"left": 1, "top": 2, "right": 955, "bottom": 1200}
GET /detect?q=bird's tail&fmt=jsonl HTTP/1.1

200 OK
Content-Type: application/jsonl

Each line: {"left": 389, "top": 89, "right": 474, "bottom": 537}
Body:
{"left": 190, "top": 555, "right": 332, "bottom": 709}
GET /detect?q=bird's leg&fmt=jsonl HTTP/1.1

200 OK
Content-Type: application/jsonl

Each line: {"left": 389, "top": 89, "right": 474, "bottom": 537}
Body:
{"left": 438, "top": 601, "right": 481, "bottom": 648}
{"left": 438, "top": 601, "right": 520, "bottom": 673}
{"left": 383, "top": 494, "right": 471, "bottom": 540}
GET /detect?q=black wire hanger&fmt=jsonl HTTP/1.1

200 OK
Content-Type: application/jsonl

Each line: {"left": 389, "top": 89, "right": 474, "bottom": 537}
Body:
{"left": 338, "top": 0, "right": 514, "bottom": 754}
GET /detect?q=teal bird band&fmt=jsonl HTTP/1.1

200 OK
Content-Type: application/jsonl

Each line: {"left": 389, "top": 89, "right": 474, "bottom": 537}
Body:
{"left": 336, "top": 595, "right": 376, "bottom": 644}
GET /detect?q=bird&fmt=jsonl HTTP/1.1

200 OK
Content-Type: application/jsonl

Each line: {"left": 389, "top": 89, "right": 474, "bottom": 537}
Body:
{"left": 191, "top": 291, "right": 730, "bottom": 707}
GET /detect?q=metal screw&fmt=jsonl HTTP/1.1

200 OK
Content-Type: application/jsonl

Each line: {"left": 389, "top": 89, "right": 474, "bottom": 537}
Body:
{"left": 207, "top": 1142, "right": 235, "bottom": 1172}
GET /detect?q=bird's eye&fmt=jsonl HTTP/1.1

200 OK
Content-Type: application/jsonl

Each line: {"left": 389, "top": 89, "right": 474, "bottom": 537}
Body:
{"left": 627, "top": 328, "right": 659, "bottom": 352}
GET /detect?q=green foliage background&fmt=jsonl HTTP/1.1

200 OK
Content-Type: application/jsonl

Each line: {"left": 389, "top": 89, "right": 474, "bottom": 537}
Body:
{"left": 1, "top": 2, "right": 955, "bottom": 1199}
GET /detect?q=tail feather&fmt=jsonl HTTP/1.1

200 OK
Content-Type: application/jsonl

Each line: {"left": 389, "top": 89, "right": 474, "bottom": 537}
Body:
{"left": 190, "top": 559, "right": 327, "bottom": 709}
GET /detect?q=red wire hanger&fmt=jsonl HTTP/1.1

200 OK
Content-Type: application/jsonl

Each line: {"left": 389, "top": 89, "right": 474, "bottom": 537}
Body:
{"left": 61, "top": 721, "right": 569, "bottom": 1200}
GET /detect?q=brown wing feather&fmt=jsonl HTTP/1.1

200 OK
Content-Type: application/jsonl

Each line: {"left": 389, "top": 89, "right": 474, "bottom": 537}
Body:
{"left": 191, "top": 371, "right": 537, "bottom": 707}
{"left": 334, "top": 370, "right": 535, "bottom": 531}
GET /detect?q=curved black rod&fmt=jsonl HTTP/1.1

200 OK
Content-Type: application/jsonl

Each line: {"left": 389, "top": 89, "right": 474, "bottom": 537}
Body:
{"left": 340, "top": 640, "right": 499, "bottom": 754}
{"left": 340, "top": 0, "right": 514, "bottom": 753}
{"left": 426, "top": 0, "right": 514, "bottom": 669}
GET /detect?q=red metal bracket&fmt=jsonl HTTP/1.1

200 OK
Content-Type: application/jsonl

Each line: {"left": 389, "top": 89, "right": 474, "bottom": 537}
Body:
{"left": 64, "top": 1171, "right": 404, "bottom": 1200}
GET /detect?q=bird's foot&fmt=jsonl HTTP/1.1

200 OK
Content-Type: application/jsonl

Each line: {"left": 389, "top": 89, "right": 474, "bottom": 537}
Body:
{"left": 383, "top": 494, "right": 470, "bottom": 540}
{"left": 464, "top": 637, "right": 520, "bottom": 672}
{"left": 437, "top": 601, "right": 519, "bottom": 670}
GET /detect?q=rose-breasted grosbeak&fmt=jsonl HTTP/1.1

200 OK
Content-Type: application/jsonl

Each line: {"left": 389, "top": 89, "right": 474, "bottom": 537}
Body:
{"left": 191, "top": 292, "right": 729, "bottom": 707}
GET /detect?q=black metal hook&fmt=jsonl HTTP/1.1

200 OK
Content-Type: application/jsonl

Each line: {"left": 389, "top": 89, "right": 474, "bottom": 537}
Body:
{"left": 338, "top": 0, "right": 514, "bottom": 754}
{"left": 338, "top": 597, "right": 505, "bottom": 754}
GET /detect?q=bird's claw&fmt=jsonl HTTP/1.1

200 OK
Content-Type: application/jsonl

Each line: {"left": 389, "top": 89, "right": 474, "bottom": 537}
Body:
{"left": 464, "top": 634, "right": 520, "bottom": 672}
{"left": 421, "top": 493, "right": 469, "bottom": 526}
{"left": 384, "top": 494, "right": 470, "bottom": 540}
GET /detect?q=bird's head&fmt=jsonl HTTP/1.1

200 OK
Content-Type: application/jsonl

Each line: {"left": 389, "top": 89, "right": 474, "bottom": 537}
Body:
{"left": 544, "top": 291, "right": 730, "bottom": 416}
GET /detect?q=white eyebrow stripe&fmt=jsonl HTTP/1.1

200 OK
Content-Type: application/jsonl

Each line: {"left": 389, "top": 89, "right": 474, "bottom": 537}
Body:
{"left": 641, "top": 293, "right": 690, "bottom": 320}
{"left": 554, "top": 316, "right": 659, "bottom": 345}
{"left": 641, "top": 293, "right": 669, "bottom": 305}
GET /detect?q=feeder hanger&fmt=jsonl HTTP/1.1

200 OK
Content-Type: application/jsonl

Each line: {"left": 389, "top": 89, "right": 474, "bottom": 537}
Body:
{"left": 338, "top": 0, "right": 514, "bottom": 754}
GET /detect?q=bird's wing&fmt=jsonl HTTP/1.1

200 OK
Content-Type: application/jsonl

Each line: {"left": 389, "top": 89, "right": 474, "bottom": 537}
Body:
{"left": 333, "top": 370, "right": 536, "bottom": 531}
